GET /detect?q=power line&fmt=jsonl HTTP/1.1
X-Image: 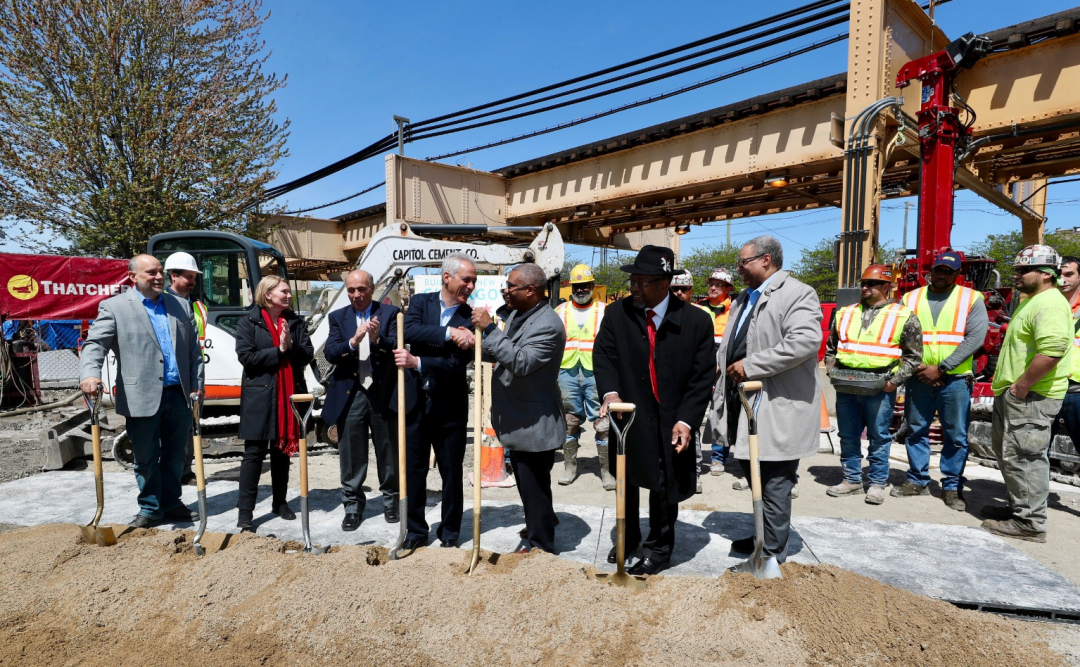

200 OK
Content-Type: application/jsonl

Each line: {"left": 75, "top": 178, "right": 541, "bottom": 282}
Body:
{"left": 281, "top": 181, "right": 386, "bottom": 215}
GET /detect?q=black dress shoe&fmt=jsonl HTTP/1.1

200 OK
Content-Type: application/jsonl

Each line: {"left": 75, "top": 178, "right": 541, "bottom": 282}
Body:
{"left": 341, "top": 512, "right": 362, "bottom": 532}
{"left": 130, "top": 514, "right": 156, "bottom": 529}
{"left": 439, "top": 539, "right": 457, "bottom": 548}
{"left": 627, "top": 557, "right": 668, "bottom": 576}
{"left": 401, "top": 536, "right": 427, "bottom": 550}
{"left": 164, "top": 506, "right": 199, "bottom": 522}
{"left": 180, "top": 472, "right": 198, "bottom": 487}
{"left": 730, "top": 536, "right": 755, "bottom": 554}
{"left": 273, "top": 503, "right": 296, "bottom": 521}
{"left": 607, "top": 543, "right": 640, "bottom": 564}
{"left": 384, "top": 506, "right": 400, "bottom": 524}
{"left": 237, "top": 510, "right": 253, "bottom": 531}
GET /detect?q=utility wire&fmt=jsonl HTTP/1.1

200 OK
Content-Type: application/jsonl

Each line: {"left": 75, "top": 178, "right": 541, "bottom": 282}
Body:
{"left": 281, "top": 182, "right": 386, "bottom": 215}
{"left": 424, "top": 33, "right": 847, "bottom": 161}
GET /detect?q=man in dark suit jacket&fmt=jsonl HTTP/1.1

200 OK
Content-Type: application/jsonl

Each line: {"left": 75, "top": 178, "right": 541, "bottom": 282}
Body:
{"left": 324, "top": 270, "right": 416, "bottom": 530}
{"left": 594, "top": 245, "right": 715, "bottom": 575}
{"left": 394, "top": 254, "right": 477, "bottom": 549}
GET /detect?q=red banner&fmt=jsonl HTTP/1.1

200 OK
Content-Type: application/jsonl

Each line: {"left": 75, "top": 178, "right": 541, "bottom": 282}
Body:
{"left": 0, "top": 253, "right": 133, "bottom": 320}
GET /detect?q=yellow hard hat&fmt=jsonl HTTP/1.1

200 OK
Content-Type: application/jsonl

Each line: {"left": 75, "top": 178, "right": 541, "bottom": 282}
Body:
{"left": 569, "top": 264, "right": 595, "bottom": 284}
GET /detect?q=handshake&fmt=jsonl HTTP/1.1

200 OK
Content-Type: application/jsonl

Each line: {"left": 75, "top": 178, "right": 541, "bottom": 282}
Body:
{"left": 393, "top": 324, "right": 477, "bottom": 369}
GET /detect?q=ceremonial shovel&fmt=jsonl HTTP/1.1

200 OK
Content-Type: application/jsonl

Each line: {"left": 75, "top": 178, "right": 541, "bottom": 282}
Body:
{"left": 732, "top": 381, "right": 782, "bottom": 580}
{"left": 595, "top": 402, "right": 647, "bottom": 591}
{"left": 80, "top": 386, "right": 117, "bottom": 547}
{"left": 191, "top": 393, "right": 209, "bottom": 556}
{"left": 389, "top": 312, "right": 409, "bottom": 560}
{"left": 466, "top": 326, "right": 484, "bottom": 575}
{"left": 290, "top": 394, "right": 328, "bottom": 554}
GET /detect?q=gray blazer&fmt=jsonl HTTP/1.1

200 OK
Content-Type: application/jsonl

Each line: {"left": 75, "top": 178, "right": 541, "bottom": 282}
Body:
{"left": 708, "top": 271, "right": 822, "bottom": 461}
{"left": 79, "top": 288, "right": 204, "bottom": 418}
{"left": 482, "top": 302, "right": 566, "bottom": 453}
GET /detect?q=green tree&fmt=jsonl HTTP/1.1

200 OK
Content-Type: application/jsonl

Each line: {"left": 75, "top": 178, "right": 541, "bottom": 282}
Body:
{"left": 680, "top": 243, "right": 745, "bottom": 296}
{"left": 0, "top": 0, "right": 289, "bottom": 257}
{"left": 790, "top": 237, "right": 837, "bottom": 301}
{"left": 968, "top": 230, "right": 1024, "bottom": 268}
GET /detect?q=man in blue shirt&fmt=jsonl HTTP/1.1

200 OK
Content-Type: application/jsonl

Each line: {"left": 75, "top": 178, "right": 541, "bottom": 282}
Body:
{"left": 80, "top": 254, "right": 204, "bottom": 528}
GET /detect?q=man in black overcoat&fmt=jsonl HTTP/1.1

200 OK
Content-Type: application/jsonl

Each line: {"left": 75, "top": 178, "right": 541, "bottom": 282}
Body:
{"left": 594, "top": 245, "right": 715, "bottom": 575}
{"left": 394, "top": 253, "right": 477, "bottom": 549}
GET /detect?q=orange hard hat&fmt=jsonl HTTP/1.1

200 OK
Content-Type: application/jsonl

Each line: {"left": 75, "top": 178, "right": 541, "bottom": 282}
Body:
{"left": 860, "top": 264, "right": 895, "bottom": 283}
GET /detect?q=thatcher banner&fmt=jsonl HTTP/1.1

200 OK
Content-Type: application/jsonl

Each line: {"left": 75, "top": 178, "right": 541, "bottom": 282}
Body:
{"left": 0, "top": 253, "right": 133, "bottom": 320}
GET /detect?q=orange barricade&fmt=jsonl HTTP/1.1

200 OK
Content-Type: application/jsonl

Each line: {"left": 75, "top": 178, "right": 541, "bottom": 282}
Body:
{"left": 480, "top": 427, "right": 516, "bottom": 488}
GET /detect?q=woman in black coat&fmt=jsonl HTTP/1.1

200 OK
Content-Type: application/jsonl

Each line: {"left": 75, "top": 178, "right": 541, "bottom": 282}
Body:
{"left": 234, "top": 275, "right": 314, "bottom": 531}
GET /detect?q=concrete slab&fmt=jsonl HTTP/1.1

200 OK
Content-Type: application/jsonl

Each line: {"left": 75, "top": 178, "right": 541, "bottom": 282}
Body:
{"left": 4, "top": 471, "right": 1080, "bottom": 618}
{"left": 792, "top": 515, "right": 1080, "bottom": 614}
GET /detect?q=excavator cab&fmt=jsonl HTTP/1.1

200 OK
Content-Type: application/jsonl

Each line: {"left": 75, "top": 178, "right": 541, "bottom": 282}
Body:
{"left": 148, "top": 231, "right": 291, "bottom": 335}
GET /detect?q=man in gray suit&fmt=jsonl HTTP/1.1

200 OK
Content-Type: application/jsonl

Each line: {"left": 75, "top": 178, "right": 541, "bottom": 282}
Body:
{"left": 472, "top": 263, "right": 566, "bottom": 553}
{"left": 80, "top": 254, "right": 204, "bottom": 528}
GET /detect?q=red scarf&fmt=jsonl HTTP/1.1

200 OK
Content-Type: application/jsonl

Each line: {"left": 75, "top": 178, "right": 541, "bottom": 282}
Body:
{"left": 261, "top": 308, "right": 299, "bottom": 456}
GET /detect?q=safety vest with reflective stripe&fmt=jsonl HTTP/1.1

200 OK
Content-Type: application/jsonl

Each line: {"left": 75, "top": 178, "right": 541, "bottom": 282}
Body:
{"left": 555, "top": 300, "right": 605, "bottom": 370}
{"left": 193, "top": 300, "right": 207, "bottom": 340}
{"left": 835, "top": 302, "right": 912, "bottom": 369}
{"left": 902, "top": 285, "right": 984, "bottom": 375}
{"left": 696, "top": 298, "right": 731, "bottom": 345}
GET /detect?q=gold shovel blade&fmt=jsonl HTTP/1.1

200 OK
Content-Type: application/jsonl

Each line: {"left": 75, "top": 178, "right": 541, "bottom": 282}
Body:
{"left": 595, "top": 571, "right": 648, "bottom": 591}
{"left": 81, "top": 524, "right": 117, "bottom": 547}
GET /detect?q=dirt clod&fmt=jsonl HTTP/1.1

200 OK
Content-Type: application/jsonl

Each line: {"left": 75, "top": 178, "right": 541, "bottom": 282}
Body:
{"left": 0, "top": 524, "right": 1066, "bottom": 667}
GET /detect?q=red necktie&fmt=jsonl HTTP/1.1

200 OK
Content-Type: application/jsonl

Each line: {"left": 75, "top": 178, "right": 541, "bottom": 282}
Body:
{"left": 646, "top": 309, "right": 660, "bottom": 403}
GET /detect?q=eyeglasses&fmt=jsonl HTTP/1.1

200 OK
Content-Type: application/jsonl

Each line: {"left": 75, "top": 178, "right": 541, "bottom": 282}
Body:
{"left": 629, "top": 277, "right": 666, "bottom": 289}
{"left": 860, "top": 280, "right": 888, "bottom": 288}
{"left": 736, "top": 253, "right": 766, "bottom": 268}
{"left": 505, "top": 281, "right": 529, "bottom": 293}
{"left": 671, "top": 286, "right": 692, "bottom": 293}
{"left": 931, "top": 266, "right": 958, "bottom": 275}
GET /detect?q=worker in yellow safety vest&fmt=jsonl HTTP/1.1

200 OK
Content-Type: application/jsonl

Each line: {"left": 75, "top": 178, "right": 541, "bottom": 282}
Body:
{"left": 164, "top": 251, "right": 208, "bottom": 487}
{"left": 1055, "top": 255, "right": 1080, "bottom": 466}
{"left": 892, "top": 251, "right": 989, "bottom": 511}
{"left": 554, "top": 264, "right": 611, "bottom": 489}
{"left": 825, "top": 264, "right": 923, "bottom": 506}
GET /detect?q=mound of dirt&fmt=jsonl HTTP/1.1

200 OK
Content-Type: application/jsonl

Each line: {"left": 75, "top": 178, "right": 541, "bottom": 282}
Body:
{"left": 0, "top": 524, "right": 1065, "bottom": 667}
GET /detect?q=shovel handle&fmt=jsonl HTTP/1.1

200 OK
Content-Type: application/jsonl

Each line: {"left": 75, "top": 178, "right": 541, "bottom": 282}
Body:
{"left": 608, "top": 402, "right": 636, "bottom": 413}
{"left": 397, "top": 312, "right": 406, "bottom": 501}
{"left": 472, "top": 327, "right": 482, "bottom": 519}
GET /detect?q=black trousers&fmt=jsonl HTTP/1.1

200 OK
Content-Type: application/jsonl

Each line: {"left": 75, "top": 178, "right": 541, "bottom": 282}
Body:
{"left": 737, "top": 458, "right": 799, "bottom": 562}
{"left": 338, "top": 387, "right": 397, "bottom": 513}
{"left": 405, "top": 396, "right": 467, "bottom": 543}
{"left": 510, "top": 449, "right": 557, "bottom": 553}
{"left": 623, "top": 465, "right": 679, "bottom": 565}
{"left": 237, "top": 439, "right": 290, "bottom": 513}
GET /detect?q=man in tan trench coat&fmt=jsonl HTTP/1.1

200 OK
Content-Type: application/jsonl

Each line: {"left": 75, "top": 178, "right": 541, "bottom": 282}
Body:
{"left": 709, "top": 235, "right": 822, "bottom": 563}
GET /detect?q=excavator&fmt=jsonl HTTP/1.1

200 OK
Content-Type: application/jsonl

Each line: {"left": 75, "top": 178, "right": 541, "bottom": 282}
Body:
{"left": 57, "top": 222, "right": 564, "bottom": 466}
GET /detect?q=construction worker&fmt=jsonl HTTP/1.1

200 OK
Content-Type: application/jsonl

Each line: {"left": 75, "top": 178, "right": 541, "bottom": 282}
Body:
{"left": 554, "top": 264, "right": 611, "bottom": 488}
{"left": 164, "top": 251, "right": 207, "bottom": 487}
{"left": 892, "top": 252, "right": 989, "bottom": 510}
{"left": 824, "top": 265, "right": 922, "bottom": 505}
{"left": 671, "top": 271, "right": 705, "bottom": 493}
{"left": 981, "top": 245, "right": 1072, "bottom": 543}
{"left": 699, "top": 268, "right": 735, "bottom": 476}
{"left": 1054, "top": 256, "right": 1080, "bottom": 450}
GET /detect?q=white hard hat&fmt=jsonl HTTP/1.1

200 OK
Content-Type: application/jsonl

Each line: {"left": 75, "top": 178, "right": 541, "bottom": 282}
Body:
{"left": 164, "top": 251, "right": 199, "bottom": 273}
{"left": 1013, "top": 244, "right": 1061, "bottom": 270}
{"left": 670, "top": 271, "right": 693, "bottom": 288}
{"left": 709, "top": 268, "right": 733, "bottom": 284}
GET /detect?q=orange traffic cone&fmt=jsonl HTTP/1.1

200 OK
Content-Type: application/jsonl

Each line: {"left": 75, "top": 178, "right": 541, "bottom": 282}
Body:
{"left": 479, "top": 427, "right": 516, "bottom": 488}
{"left": 820, "top": 389, "right": 838, "bottom": 454}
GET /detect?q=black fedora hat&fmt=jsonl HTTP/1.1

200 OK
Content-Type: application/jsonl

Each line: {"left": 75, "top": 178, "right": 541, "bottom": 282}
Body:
{"left": 621, "top": 245, "right": 685, "bottom": 276}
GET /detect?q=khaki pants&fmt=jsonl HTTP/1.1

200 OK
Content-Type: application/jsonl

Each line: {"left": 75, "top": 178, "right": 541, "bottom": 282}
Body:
{"left": 992, "top": 391, "right": 1061, "bottom": 533}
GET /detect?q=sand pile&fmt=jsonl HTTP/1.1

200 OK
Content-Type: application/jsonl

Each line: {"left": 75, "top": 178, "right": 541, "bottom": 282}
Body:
{"left": 0, "top": 524, "right": 1064, "bottom": 667}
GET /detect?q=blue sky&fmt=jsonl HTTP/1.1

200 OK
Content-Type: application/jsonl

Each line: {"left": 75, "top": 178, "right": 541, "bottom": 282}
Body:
{"left": 5, "top": 0, "right": 1079, "bottom": 265}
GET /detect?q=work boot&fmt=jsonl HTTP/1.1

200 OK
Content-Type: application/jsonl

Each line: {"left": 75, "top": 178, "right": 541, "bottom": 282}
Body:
{"left": 696, "top": 475, "right": 703, "bottom": 495}
{"left": 979, "top": 504, "right": 1013, "bottom": 521}
{"left": 889, "top": 481, "right": 929, "bottom": 497}
{"left": 865, "top": 485, "right": 886, "bottom": 505}
{"left": 789, "top": 483, "right": 800, "bottom": 500}
{"left": 826, "top": 480, "right": 864, "bottom": 497}
{"left": 558, "top": 441, "right": 579, "bottom": 486}
{"left": 732, "top": 478, "right": 750, "bottom": 491}
{"left": 597, "top": 444, "right": 616, "bottom": 491}
{"left": 942, "top": 490, "right": 966, "bottom": 511}
{"left": 981, "top": 518, "right": 1046, "bottom": 543}
{"left": 709, "top": 461, "right": 725, "bottom": 477}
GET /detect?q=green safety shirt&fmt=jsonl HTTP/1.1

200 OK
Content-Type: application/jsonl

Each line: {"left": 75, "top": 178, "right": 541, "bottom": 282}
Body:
{"left": 992, "top": 287, "right": 1073, "bottom": 398}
